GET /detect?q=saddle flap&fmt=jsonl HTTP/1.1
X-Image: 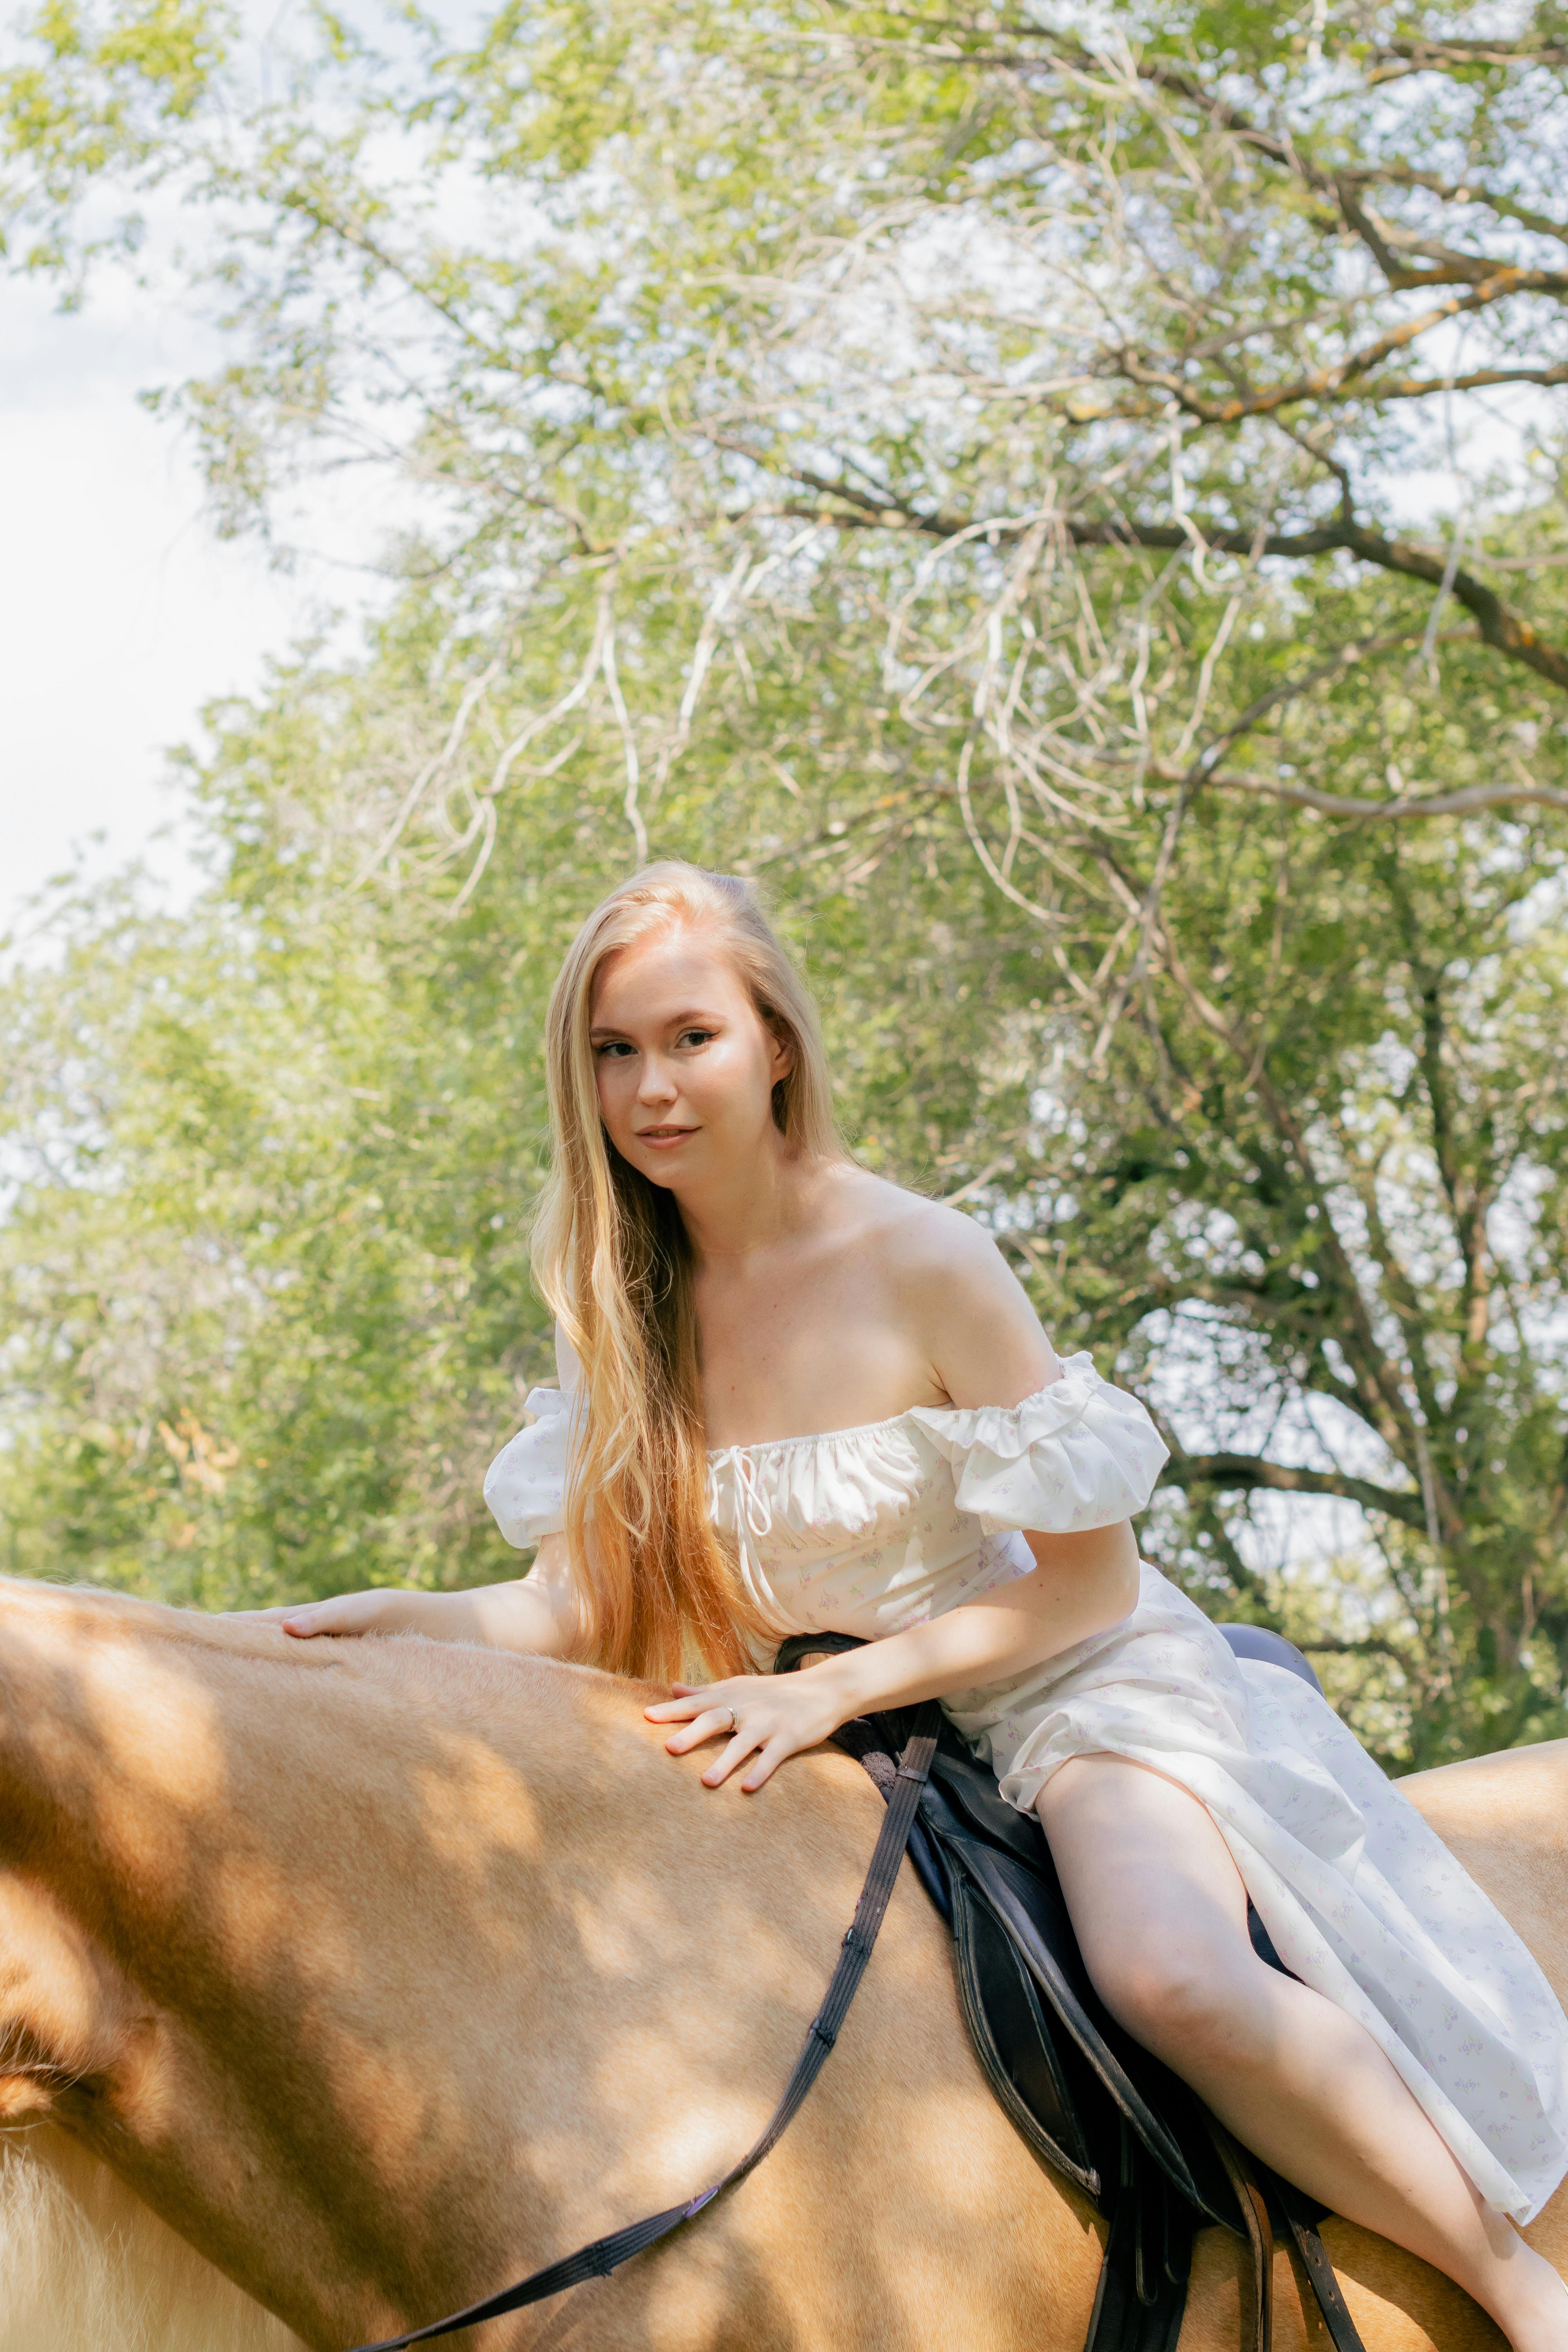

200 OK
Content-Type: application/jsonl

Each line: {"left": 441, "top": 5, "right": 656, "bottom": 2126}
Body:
{"left": 777, "top": 1630, "right": 1247, "bottom": 2243}
{"left": 928, "top": 1745, "right": 1049, "bottom": 1869}
{"left": 927, "top": 1795, "right": 1243, "bottom": 2236}
{"left": 950, "top": 1873, "right": 1099, "bottom": 2198}
{"left": 776, "top": 1630, "right": 1365, "bottom": 2352}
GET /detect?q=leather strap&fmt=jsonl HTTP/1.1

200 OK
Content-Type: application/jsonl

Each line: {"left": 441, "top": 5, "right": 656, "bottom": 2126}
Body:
{"left": 1264, "top": 2172, "right": 1368, "bottom": 2352}
{"left": 776, "top": 1634, "right": 1368, "bottom": 2352}
{"left": 1203, "top": 2120, "right": 1272, "bottom": 2352}
{"left": 1080, "top": 2126, "right": 1192, "bottom": 2352}
{"left": 338, "top": 1704, "right": 942, "bottom": 2352}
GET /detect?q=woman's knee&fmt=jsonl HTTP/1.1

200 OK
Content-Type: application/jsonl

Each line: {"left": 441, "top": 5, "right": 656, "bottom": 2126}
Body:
{"left": 1036, "top": 1756, "right": 1274, "bottom": 2068}
{"left": 1087, "top": 1937, "right": 1260, "bottom": 2067}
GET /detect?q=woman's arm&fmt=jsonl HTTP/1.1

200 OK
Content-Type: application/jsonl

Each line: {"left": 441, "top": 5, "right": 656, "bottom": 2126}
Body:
{"left": 239, "top": 1533, "right": 581, "bottom": 1657}
{"left": 646, "top": 1519, "right": 1139, "bottom": 1791}
{"left": 813, "top": 1520, "right": 1138, "bottom": 1714}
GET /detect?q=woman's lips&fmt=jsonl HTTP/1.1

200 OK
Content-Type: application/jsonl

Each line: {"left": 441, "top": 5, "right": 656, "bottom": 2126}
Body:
{"left": 635, "top": 1126, "right": 697, "bottom": 1149}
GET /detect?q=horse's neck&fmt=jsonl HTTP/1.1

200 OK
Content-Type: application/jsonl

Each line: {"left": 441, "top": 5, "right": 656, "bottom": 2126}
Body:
{"left": 0, "top": 1581, "right": 376, "bottom": 2046}
{"left": 0, "top": 1584, "right": 1108, "bottom": 2351}
{"left": 0, "top": 1586, "right": 650, "bottom": 2340}
{"left": 0, "top": 1584, "right": 234, "bottom": 2129}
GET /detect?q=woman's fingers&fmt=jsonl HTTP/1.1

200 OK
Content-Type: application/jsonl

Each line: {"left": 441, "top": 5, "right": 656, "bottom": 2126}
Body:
{"left": 663, "top": 1705, "right": 746, "bottom": 1756}
{"left": 741, "top": 1740, "right": 791, "bottom": 1795}
{"left": 279, "top": 1603, "right": 334, "bottom": 1638}
{"left": 645, "top": 1683, "right": 744, "bottom": 1723}
{"left": 227, "top": 1590, "right": 398, "bottom": 1641}
{"left": 645, "top": 1673, "right": 826, "bottom": 1790}
{"left": 701, "top": 1726, "right": 765, "bottom": 1787}
{"left": 649, "top": 1684, "right": 827, "bottom": 1788}
{"left": 280, "top": 1594, "right": 371, "bottom": 1639}
{"left": 644, "top": 1693, "right": 707, "bottom": 1722}
{"left": 225, "top": 1602, "right": 331, "bottom": 1635}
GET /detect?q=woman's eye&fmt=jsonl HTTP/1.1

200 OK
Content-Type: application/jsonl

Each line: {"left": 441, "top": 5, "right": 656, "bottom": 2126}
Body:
{"left": 678, "top": 1028, "right": 716, "bottom": 1049}
{"left": 595, "top": 1040, "right": 635, "bottom": 1060}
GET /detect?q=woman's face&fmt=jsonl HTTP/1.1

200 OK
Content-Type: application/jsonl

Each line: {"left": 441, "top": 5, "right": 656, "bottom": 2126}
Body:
{"left": 589, "top": 926, "right": 793, "bottom": 1189}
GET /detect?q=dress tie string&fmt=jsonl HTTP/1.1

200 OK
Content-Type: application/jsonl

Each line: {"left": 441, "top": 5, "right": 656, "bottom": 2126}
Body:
{"left": 710, "top": 1448, "right": 776, "bottom": 1615}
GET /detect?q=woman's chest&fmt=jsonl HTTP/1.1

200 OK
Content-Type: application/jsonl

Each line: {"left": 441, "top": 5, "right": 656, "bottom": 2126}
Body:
{"left": 695, "top": 1255, "right": 940, "bottom": 1449}
{"left": 706, "top": 1410, "right": 969, "bottom": 1578}
{"left": 706, "top": 1443, "right": 1022, "bottom": 1639}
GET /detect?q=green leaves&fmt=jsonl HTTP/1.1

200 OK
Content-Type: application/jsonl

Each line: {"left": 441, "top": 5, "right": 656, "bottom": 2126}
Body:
{"left": 7, "top": 0, "right": 1568, "bottom": 1765}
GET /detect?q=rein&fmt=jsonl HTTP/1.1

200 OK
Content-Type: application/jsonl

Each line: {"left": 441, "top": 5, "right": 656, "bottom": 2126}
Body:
{"left": 341, "top": 1702, "right": 942, "bottom": 2352}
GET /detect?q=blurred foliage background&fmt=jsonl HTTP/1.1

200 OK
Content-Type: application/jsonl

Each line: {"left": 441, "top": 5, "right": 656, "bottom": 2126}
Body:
{"left": 5, "top": 0, "right": 1568, "bottom": 1770}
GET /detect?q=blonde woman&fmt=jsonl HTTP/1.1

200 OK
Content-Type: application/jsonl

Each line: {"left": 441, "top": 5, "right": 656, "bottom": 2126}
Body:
{"left": 274, "top": 862, "right": 1568, "bottom": 2347}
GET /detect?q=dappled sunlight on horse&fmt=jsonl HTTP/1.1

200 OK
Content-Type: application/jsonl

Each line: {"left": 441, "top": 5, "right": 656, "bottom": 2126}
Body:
{"left": 0, "top": 1577, "right": 1558, "bottom": 2351}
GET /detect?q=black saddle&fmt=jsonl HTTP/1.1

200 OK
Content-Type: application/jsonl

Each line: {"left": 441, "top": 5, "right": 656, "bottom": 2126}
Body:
{"left": 774, "top": 1625, "right": 1365, "bottom": 2352}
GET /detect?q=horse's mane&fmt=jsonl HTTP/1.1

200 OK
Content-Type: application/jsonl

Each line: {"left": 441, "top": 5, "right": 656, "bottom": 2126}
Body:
{"left": 0, "top": 2126, "right": 304, "bottom": 2352}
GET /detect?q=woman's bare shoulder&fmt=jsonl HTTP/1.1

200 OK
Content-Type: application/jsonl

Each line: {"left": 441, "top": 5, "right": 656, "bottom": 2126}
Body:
{"left": 828, "top": 1170, "right": 1056, "bottom": 1401}
{"left": 828, "top": 1166, "right": 1002, "bottom": 1264}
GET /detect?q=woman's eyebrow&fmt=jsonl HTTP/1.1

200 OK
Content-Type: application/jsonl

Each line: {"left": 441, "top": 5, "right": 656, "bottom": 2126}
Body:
{"left": 589, "top": 1007, "right": 726, "bottom": 1040}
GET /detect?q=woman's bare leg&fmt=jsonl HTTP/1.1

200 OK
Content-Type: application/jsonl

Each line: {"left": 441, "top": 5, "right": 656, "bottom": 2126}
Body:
{"left": 1037, "top": 1753, "right": 1568, "bottom": 2351}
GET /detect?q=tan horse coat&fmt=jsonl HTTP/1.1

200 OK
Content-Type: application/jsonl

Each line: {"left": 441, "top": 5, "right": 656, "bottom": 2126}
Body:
{"left": 0, "top": 1575, "right": 1557, "bottom": 2352}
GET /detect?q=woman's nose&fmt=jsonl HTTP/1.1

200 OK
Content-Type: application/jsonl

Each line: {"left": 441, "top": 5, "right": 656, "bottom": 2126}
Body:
{"left": 637, "top": 1054, "right": 677, "bottom": 1102}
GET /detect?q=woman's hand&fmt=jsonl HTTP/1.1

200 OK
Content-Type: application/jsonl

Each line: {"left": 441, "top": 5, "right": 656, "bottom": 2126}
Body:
{"left": 226, "top": 1590, "right": 405, "bottom": 1640}
{"left": 225, "top": 1566, "right": 578, "bottom": 1657}
{"left": 645, "top": 1670, "right": 847, "bottom": 1793}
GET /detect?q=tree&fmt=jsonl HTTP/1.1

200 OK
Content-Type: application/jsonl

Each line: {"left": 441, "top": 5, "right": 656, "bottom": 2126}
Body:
{"left": 5, "top": 0, "right": 1568, "bottom": 1762}
{"left": 0, "top": 586, "right": 1036, "bottom": 1608}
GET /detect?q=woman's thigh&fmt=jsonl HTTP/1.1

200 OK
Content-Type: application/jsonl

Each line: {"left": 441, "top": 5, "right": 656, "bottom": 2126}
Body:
{"left": 1035, "top": 1751, "right": 1262, "bottom": 2056}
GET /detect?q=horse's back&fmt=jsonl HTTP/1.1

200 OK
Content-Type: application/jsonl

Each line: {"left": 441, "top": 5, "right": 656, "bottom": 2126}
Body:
{"left": 1183, "top": 1738, "right": 1568, "bottom": 2352}
{"left": 1401, "top": 1737, "right": 1568, "bottom": 2007}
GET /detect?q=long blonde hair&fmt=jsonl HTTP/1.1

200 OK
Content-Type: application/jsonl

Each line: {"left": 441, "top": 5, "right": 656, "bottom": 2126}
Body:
{"left": 530, "top": 862, "right": 844, "bottom": 1681}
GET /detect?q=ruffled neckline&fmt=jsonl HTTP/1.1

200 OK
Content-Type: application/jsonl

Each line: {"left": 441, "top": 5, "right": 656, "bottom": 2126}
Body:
{"left": 706, "top": 1352, "right": 1094, "bottom": 1463}
{"left": 500, "top": 1354, "right": 1166, "bottom": 1560}
{"left": 524, "top": 1352, "right": 1107, "bottom": 1467}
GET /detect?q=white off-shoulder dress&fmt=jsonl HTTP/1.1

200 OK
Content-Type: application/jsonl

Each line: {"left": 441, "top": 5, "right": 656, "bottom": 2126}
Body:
{"left": 485, "top": 1351, "right": 1568, "bottom": 2221}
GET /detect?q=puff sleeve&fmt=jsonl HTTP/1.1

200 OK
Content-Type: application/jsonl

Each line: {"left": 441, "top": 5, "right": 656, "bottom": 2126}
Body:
{"left": 907, "top": 1352, "right": 1168, "bottom": 1535}
{"left": 482, "top": 1325, "right": 580, "bottom": 1548}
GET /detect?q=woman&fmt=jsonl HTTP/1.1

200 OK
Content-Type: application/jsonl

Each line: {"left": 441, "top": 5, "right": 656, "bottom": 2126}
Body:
{"left": 274, "top": 861, "right": 1568, "bottom": 2346}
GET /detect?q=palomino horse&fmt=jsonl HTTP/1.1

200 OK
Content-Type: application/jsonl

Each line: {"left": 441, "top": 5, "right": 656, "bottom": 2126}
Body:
{"left": 0, "top": 1577, "right": 1561, "bottom": 2352}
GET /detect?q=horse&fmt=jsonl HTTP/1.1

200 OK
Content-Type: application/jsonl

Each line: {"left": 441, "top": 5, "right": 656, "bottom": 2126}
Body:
{"left": 0, "top": 1573, "right": 1561, "bottom": 2352}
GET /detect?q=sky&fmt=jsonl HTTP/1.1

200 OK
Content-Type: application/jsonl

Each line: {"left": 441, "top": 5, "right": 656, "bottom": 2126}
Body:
{"left": 0, "top": 0, "right": 484, "bottom": 962}
{"left": 0, "top": 273, "right": 384, "bottom": 951}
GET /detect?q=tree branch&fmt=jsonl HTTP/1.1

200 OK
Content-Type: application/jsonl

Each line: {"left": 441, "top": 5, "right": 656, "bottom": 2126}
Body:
{"left": 751, "top": 477, "right": 1568, "bottom": 695}
{"left": 1165, "top": 1453, "right": 1425, "bottom": 1525}
{"left": 1118, "top": 265, "right": 1568, "bottom": 422}
{"left": 1187, "top": 771, "right": 1568, "bottom": 822}
{"left": 1332, "top": 180, "right": 1509, "bottom": 292}
{"left": 1352, "top": 166, "right": 1568, "bottom": 251}
{"left": 1147, "top": 938, "right": 1426, "bottom": 1465}
{"left": 1328, "top": 363, "right": 1568, "bottom": 401}
{"left": 1343, "top": 522, "right": 1568, "bottom": 688}
{"left": 1368, "top": 38, "right": 1568, "bottom": 82}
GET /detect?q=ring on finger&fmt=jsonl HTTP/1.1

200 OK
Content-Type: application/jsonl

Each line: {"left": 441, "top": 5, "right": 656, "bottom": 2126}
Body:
{"left": 721, "top": 1704, "right": 737, "bottom": 1734}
